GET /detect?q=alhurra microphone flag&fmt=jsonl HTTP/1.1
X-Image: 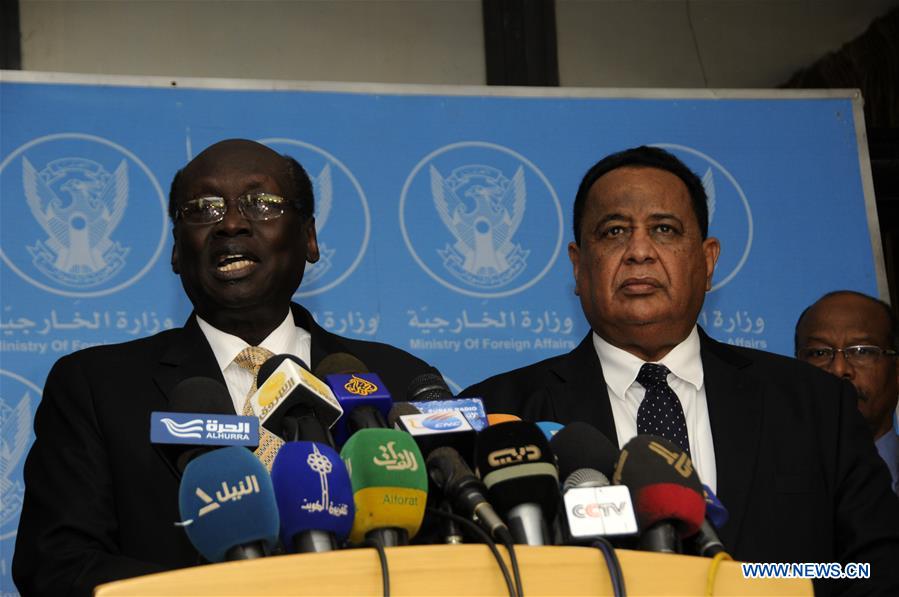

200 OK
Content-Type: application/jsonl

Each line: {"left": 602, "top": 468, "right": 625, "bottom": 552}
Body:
{"left": 340, "top": 428, "right": 428, "bottom": 544}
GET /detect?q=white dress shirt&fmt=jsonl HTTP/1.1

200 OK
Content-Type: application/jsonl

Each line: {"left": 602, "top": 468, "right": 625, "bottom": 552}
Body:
{"left": 592, "top": 326, "right": 717, "bottom": 492}
{"left": 196, "top": 311, "right": 312, "bottom": 414}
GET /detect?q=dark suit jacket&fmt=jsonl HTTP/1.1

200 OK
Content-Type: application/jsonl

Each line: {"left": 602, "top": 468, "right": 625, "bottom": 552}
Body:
{"left": 464, "top": 329, "right": 899, "bottom": 595}
{"left": 13, "top": 303, "right": 437, "bottom": 597}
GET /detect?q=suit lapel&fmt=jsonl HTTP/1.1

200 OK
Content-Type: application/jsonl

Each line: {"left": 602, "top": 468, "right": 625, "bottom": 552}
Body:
{"left": 290, "top": 303, "right": 350, "bottom": 373}
{"left": 549, "top": 333, "right": 619, "bottom": 446}
{"left": 700, "top": 330, "right": 763, "bottom": 551}
{"left": 152, "top": 315, "right": 225, "bottom": 409}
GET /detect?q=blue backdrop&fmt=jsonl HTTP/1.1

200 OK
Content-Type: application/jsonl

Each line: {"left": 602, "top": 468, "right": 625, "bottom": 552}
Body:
{"left": 0, "top": 74, "right": 884, "bottom": 593}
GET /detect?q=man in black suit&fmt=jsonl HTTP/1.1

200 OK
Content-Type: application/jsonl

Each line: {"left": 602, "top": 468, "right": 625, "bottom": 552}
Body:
{"left": 795, "top": 291, "right": 899, "bottom": 495}
{"left": 13, "top": 139, "right": 437, "bottom": 596}
{"left": 464, "top": 146, "right": 899, "bottom": 594}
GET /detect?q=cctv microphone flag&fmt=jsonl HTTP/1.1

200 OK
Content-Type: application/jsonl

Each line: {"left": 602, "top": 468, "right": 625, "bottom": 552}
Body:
{"left": 340, "top": 428, "right": 428, "bottom": 544}
{"left": 178, "top": 446, "right": 279, "bottom": 563}
{"left": 271, "top": 441, "right": 355, "bottom": 552}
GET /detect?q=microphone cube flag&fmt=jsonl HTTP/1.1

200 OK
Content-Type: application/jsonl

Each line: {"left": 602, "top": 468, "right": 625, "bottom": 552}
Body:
{"left": 340, "top": 428, "right": 428, "bottom": 544}
{"left": 325, "top": 372, "right": 392, "bottom": 445}
{"left": 271, "top": 441, "right": 355, "bottom": 551}
{"left": 178, "top": 446, "right": 279, "bottom": 563}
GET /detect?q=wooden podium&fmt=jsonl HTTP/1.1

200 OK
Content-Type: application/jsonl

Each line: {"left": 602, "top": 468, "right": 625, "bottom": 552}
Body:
{"left": 94, "top": 545, "right": 812, "bottom": 596}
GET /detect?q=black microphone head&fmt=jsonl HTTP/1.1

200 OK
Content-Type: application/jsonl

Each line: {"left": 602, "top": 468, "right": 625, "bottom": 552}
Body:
{"left": 612, "top": 435, "right": 704, "bottom": 538}
{"left": 169, "top": 377, "right": 233, "bottom": 414}
{"left": 387, "top": 402, "right": 421, "bottom": 428}
{"left": 257, "top": 354, "right": 309, "bottom": 387}
{"left": 405, "top": 372, "right": 452, "bottom": 402}
{"left": 157, "top": 377, "right": 239, "bottom": 476}
{"left": 426, "top": 446, "right": 486, "bottom": 503}
{"left": 550, "top": 421, "right": 619, "bottom": 481}
{"left": 474, "top": 421, "right": 559, "bottom": 519}
{"left": 313, "top": 352, "right": 369, "bottom": 378}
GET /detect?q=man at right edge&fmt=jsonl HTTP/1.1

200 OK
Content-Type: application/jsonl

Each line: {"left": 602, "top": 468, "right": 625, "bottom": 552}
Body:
{"left": 463, "top": 146, "right": 899, "bottom": 595}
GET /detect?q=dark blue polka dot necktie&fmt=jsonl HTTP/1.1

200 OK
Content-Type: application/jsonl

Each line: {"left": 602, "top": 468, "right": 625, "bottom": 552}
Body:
{"left": 636, "top": 363, "right": 691, "bottom": 455}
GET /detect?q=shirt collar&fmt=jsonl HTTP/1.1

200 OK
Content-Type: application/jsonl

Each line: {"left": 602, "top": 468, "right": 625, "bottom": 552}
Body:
{"left": 196, "top": 310, "right": 297, "bottom": 373}
{"left": 592, "top": 325, "right": 704, "bottom": 400}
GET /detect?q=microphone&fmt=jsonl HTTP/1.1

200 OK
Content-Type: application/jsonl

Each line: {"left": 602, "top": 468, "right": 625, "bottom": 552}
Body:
{"left": 316, "top": 353, "right": 392, "bottom": 444}
{"left": 390, "top": 403, "right": 477, "bottom": 465}
{"left": 271, "top": 441, "right": 355, "bottom": 553}
{"left": 702, "top": 484, "right": 729, "bottom": 529}
{"left": 536, "top": 421, "right": 563, "bottom": 440}
{"left": 487, "top": 414, "right": 521, "bottom": 426}
{"left": 550, "top": 422, "right": 638, "bottom": 541}
{"left": 387, "top": 401, "right": 421, "bottom": 428}
{"left": 550, "top": 421, "right": 619, "bottom": 481}
{"left": 406, "top": 373, "right": 489, "bottom": 431}
{"left": 151, "top": 377, "right": 258, "bottom": 476}
{"left": 406, "top": 372, "right": 452, "bottom": 402}
{"left": 612, "top": 435, "right": 705, "bottom": 554}
{"left": 426, "top": 446, "right": 510, "bottom": 542}
{"left": 684, "top": 485, "right": 729, "bottom": 557}
{"left": 178, "top": 446, "right": 279, "bottom": 562}
{"left": 475, "top": 421, "right": 560, "bottom": 545}
{"left": 340, "top": 428, "right": 428, "bottom": 546}
{"left": 248, "top": 354, "right": 342, "bottom": 446}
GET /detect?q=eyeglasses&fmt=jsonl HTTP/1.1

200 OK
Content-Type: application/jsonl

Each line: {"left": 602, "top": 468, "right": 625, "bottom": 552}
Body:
{"left": 175, "top": 193, "right": 293, "bottom": 225}
{"left": 798, "top": 345, "right": 898, "bottom": 367}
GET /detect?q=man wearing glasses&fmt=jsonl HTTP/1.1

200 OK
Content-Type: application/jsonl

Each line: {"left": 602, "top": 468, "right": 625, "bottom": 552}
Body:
{"left": 796, "top": 290, "right": 899, "bottom": 494}
{"left": 13, "top": 139, "right": 438, "bottom": 596}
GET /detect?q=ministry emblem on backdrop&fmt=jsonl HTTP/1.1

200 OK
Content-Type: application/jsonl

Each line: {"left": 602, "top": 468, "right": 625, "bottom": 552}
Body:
{"left": 653, "top": 144, "right": 754, "bottom": 292}
{"left": 0, "top": 134, "right": 167, "bottom": 297}
{"left": 0, "top": 370, "right": 38, "bottom": 539}
{"left": 400, "top": 142, "right": 563, "bottom": 298}
{"left": 260, "top": 138, "right": 370, "bottom": 298}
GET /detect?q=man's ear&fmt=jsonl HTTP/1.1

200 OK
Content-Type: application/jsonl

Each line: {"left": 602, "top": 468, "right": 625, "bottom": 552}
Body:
{"left": 568, "top": 241, "right": 581, "bottom": 296}
{"left": 702, "top": 237, "right": 721, "bottom": 291}
{"left": 171, "top": 230, "right": 180, "bottom": 274}
{"left": 305, "top": 217, "right": 320, "bottom": 264}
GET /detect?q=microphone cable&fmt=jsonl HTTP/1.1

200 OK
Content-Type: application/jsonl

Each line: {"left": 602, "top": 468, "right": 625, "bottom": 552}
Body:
{"left": 591, "top": 538, "right": 627, "bottom": 597}
{"left": 426, "top": 507, "right": 518, "bottom": 597}
{"left": 705, "top": 550, "right": 733, "bottom": 596}
{"left": 497, "top": 532, "right": 524, "bottom": 597}
{"left": 360, "top": 538, "right": 390, "bottom": 597}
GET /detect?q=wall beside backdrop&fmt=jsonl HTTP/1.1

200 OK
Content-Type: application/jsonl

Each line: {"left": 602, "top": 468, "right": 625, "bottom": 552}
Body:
{"left": 0, "top": 72, "right": 886, "bottom": 594}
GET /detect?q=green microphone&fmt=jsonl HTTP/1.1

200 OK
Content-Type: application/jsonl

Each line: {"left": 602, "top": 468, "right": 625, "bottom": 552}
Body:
{"left": 340, "top": 428, "right": 428, "bottom": 546}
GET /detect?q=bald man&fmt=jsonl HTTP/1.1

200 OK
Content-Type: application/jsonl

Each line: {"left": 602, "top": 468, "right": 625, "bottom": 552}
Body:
{"left": 796, "top": 290, "right": 899, "bottom": 493}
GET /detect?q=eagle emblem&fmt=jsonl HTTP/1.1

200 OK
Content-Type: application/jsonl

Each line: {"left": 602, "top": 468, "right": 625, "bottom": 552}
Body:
{"left": 430, "top": 164, "right": 529, "bottom": 289}
{"left": 23, "top": 156, "right": 129, "bottom": 287}
{"left": 0, "top": 392, "right": 31, "bottom": 528}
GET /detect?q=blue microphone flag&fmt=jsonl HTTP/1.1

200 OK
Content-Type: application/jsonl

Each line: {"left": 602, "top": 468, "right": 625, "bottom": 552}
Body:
{"left": 178, "top": 446, "right": 279, "bottom": 562}
{"left": 271, "top": 441, "right": 355, "bottom": 550}
{"left": 151, "top": 411, "right": 258, "bottom": 446}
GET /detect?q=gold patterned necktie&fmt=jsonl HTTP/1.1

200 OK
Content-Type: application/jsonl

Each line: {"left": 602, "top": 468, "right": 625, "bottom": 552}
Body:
{"left": 233, "top": 346, "right": 282, "bottom": 470}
